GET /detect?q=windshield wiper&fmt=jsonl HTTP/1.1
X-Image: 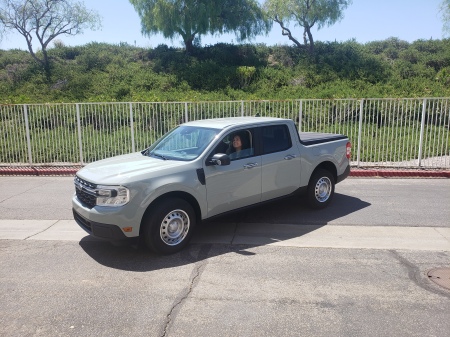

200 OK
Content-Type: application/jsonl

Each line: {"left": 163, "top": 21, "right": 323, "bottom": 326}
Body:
{"left": 150, "top": 152, "right": 168, "bottom": 160}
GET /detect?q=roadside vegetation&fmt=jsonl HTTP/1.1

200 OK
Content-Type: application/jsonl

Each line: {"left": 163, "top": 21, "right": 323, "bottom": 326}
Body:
{"left": 0, "top": 37, "right": 450, "bottom": 104}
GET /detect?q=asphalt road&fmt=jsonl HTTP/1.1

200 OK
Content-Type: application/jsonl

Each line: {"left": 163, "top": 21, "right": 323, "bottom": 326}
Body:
{"left": 0, "top": 177, "right": 449, "bottom": 337}
{"left": 1, "top": 176, "right": 449, "bottom": 227}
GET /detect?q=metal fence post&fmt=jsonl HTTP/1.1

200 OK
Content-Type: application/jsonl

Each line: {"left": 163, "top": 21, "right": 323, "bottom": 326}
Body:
{"left": 298, "top": 100, "right": 303, "bottom": 133}
{"left": 357, "top": 99, "right": 364, "bottom": 167}
{"left": 418, "top": 99, "right": 427, "bottom": 167}
{"left": 185, "top": 102, "right": 189, "bottom": 122}
{"left": 129, "top": 103, "right": 135, "bottom": 152}
{"left": 76, "top": 104, "right": 84, "bottom": 165}
{"left": 241, "top": 100, "right": 245, "bottom": 117}
{"left": 23, "top": 104, "right": 33, "bottom": 165}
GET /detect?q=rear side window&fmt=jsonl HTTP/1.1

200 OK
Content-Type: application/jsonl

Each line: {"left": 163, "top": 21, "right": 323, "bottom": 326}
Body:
{"left": 262, "top": 125, "right": 292, "bottom": 154}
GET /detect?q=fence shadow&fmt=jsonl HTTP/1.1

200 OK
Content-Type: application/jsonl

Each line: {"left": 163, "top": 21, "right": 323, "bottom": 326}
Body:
{"left": 79, "top": 193, "right": 370, "bottom": 272}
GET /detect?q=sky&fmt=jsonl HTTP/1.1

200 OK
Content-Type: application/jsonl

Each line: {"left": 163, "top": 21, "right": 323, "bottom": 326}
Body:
{"left": 0, "top": 0, "right": 446, "bottom": 51}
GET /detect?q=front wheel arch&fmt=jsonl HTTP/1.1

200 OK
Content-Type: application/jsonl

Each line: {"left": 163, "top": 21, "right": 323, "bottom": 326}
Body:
{"left": 140, "top": 191, "right": 201, "bottom": 237}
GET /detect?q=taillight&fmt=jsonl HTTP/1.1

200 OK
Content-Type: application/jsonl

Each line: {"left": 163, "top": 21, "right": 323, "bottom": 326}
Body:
{"left": 346, "top": 142, "right": 351, "bottom": 159}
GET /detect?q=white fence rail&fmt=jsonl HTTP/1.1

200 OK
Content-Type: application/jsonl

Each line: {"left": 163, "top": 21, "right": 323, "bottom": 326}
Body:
{"left": 1, "top": 99, "right": 449, "bottom": 168}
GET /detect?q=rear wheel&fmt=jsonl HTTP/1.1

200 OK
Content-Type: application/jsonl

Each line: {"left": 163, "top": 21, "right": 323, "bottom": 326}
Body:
{"left": 143, "top": 198, "right": 195, "bottom": 254}
{"left": 307, "top": 169, "right": 335, "bottom": 209}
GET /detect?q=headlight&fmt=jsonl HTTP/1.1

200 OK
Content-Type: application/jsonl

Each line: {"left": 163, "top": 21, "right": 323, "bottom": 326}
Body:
{"left": 96, "top": 185, "right": 130, "bottom": 207}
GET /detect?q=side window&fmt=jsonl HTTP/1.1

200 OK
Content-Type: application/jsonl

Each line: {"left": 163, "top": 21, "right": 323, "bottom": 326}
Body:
{"left": 212, "top": 129, "right": 255, "bottom": 161}
{"left": 262, "top": 125, "right": 292, "bottom": 154}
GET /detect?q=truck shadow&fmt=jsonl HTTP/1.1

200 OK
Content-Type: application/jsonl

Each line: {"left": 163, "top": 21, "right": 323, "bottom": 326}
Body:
{"left": 79, "top": 193, "right": 371, "bottom": 271}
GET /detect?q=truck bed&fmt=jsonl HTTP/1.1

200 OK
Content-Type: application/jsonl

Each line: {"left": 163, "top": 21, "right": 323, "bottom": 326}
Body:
{"left": 299, "top": 132, "right": 348, "bottom": 146}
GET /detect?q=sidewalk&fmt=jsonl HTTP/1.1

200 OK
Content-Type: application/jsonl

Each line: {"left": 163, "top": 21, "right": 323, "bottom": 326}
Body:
{"left": 0, "top": 165, "right": 449, "bottom": 178}
{"left": 1, "top": 219, "right": 449, "bottom": 252}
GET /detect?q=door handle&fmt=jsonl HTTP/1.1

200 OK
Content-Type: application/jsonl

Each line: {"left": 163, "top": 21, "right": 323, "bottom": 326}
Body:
{"left": 284, "top": 154, "right": 296, "bottom": 160}
{"left": 243, "top": 163, "right": 258, "bottom": 169}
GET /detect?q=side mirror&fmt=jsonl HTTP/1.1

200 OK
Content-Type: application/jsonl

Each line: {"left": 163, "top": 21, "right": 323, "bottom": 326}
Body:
{"left": 210, "top": 153, "right": 230, "bottom": 166}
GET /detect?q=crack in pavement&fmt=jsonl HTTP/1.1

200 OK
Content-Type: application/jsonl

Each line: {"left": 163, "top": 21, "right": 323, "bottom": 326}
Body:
{"left": 23, "top": 220, "right": 59, "bottom": 240}
{"left": 0, "top": 182, "right": 51, "bottom": 204}
{"left": 389, "top": 250, "right": 450, "bottom": 299}
{"left": 160, "top": 244, "right": 212, "bottom": 337}
{"left": 230, "top": 222, "right": 238, "bottom": 244}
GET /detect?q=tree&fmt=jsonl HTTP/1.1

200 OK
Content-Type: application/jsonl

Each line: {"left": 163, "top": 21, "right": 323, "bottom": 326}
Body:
{"left": 129, "top": 0, "right": 270, "bottom": 53}
{"left": 264, "top": 0, "right": 351, "bottom": 53}
{"left": 0, "top": 0, "right": 101, "bottom": 78}
{"left": 441, "top": 0, "right": 450, "bottom": 37}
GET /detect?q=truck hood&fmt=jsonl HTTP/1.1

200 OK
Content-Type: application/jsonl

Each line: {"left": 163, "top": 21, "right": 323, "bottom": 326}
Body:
{"left": 77, "top": 152, "right": 185, "bottom": 185}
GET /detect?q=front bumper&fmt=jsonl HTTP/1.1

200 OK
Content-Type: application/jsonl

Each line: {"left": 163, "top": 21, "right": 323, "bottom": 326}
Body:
{"left": 72, "top": 193, "right": 142, "bottom": 240}
{"left": 73, "top": 209, "right": 129, "bottom": 240}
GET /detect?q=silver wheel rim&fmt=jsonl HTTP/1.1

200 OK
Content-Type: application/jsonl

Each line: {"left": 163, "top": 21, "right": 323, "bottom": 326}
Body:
{"left": 314, "top": 177, "right": 332, "bottom": 203}
{"left": 160, "top": 209, "right": 190, "bottom": 246}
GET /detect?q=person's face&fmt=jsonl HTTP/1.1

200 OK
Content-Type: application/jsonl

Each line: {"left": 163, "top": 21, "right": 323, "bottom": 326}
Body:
{"left": 232, "top": 135, "right": 242, "bottom": 150}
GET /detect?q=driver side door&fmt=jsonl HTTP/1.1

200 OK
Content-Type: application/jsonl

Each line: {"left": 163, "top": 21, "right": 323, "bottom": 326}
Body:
{"left": 203, "top": 128, "right": 261, "bottom": 218}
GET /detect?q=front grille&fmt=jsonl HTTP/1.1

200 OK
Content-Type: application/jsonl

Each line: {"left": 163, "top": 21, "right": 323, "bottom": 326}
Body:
{"left": 74, "top": 176, "right": 97, "bottom": 209}
{"left": 73, "top": 209, "right": 92, "bottom": 233}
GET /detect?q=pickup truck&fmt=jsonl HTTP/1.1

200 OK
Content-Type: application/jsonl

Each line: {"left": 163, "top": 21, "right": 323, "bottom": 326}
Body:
{"left": 72, "top": 117, "right": 351, "bottom": 254}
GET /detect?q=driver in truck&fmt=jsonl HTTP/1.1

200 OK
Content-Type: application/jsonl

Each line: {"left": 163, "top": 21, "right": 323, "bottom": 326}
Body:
{"left": 227, "top": 133, "right": 253, "bottom": 160}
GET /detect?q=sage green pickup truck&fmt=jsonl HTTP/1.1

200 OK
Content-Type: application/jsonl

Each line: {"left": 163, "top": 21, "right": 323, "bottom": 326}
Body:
{"left": 72, "top": 117, "right": 351, "bottom": 254}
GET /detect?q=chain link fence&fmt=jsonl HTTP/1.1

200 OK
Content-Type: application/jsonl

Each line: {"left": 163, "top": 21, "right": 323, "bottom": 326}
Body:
{"left": 1, "top": 98, "right": 449, "bottom": 168}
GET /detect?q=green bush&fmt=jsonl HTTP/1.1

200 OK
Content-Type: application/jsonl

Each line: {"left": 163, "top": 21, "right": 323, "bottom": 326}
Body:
{"left": 1, "top": 39, "right": 450, "bottom": 104}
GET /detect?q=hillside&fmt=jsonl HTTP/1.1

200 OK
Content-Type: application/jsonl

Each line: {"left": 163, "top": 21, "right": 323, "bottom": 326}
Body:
{"left": 1, "top": 37, "right": 449, "bottom": 104}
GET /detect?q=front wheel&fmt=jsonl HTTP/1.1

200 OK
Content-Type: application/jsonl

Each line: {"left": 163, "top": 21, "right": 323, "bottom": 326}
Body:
{"left": 143, "top": 198, "right": 196, "bottom": 254}
{"left": 307, "top": 169, "right": 335, "bottom": 209}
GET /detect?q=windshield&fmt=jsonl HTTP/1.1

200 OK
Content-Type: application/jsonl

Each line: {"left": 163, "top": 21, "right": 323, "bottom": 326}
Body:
{"left": 146, "top": 126, "right": 220, "bottom": 161}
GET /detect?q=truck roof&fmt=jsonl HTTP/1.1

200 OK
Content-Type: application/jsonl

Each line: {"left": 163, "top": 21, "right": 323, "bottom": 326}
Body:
{"left": 183, "top": 117, "right": 291, "bottom": 129}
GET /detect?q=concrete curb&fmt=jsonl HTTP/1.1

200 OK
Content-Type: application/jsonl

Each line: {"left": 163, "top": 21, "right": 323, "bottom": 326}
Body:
{"left": 1, "top": 220, "right": 449, "bottom": 251}
{"left": 349, "top": 169, "right": 450, "bottom": 178}
{"left": 0, "top": 166, "right": 449, "bottom": 178}
{"left": 0, "top": 166, "right": 80, "bottom": 176}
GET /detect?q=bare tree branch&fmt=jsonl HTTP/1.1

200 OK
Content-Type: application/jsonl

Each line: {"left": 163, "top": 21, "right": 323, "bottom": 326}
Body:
{"left": 0, "top": 0, "right": 101, "bottom": 79}
{"left": 265, "top": 0, "right": 352, "bottom": 53}
{"left": 274, "top": 15, "right": 303, "bottom": 48}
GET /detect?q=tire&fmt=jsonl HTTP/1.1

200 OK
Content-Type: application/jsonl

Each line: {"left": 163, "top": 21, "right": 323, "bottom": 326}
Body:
{"left": 143, "top": 198, "right": 196, "bottom": 254}
{"left": 307, "top": 169, "right": 335, "bottom": 209}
